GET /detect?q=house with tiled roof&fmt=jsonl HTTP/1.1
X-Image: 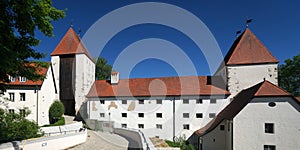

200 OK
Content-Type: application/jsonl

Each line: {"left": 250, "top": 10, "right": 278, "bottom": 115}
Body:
{"left": 188, "top": 80, "right": 300, "bottom": 150}
{"left": 0, "top": 63, "right": 58, "bottom": 125}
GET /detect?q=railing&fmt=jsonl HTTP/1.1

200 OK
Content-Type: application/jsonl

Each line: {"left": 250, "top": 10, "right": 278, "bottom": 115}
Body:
{"left": 44, "top": 128, "right": 86, "bottom": 136}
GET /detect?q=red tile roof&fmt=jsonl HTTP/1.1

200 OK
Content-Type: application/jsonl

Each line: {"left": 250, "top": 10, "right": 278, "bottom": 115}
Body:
{"left": 195, "top": 80, "right": 296, "bottom": 136}
{"left": 87, "top": 76, "right": 230, "bottom": 98}
{"left": 6, "top": 63, "right": 49, "bottom": 86}
{"left": 51, "top": 28, "right": 93, "bottom": 61}
{"left": 224, "top": 28, "right": 279, "bottom": 65}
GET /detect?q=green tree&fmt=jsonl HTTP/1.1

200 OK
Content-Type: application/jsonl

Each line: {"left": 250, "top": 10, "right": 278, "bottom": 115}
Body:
{"left": 49, "top": 100, "right": 65, "bottom": 124}
{"left": 0, "top": 0, "right": 65, "bottom": 91}
{"left": 0, "top": 108, "right": 43, "bottom": 143}
{"left": 95, "top": 57, "right": 112, "bottom": 80}
{"left": 279, "top": 54, "right": 300, "bottom": 96}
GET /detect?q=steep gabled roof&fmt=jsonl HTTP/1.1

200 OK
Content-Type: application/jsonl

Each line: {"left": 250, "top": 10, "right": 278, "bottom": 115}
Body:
{"left": 224, "top": 28, "right": 279, "bottom": 65}
{"left": 195, "top": 80, "right": 296, "bottom": 136}
{"left": 87, "top": 76, "right": 230, "bottom": 98}
{"left": 51, "top": 28, "right": 93, "bottom": 61}
{"left": 6, "top": 63, "right": 49, "bottom": 86}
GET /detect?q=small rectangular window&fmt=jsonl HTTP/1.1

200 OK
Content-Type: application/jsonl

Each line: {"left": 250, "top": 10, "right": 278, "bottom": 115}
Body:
{"left": 100, "top": 100, "right": 105, "bottom": 104}
{"left": 138, "top": 113, "right": 144, "bottom": 118}
{"left": 121, "top": 124, "right": 127, "bottom": 128}
{"left": 156, "top": 113, "right": 162, "bottom": 118}
{"left": 19, "top": 76, "right": 27, "bottom": 82}
{"left": 138, "top": 100, "right": 144, "bottom": 104}
{"left": 138, "top": 124, "right": 144, "bottom": 129}
{"left": 8, "top": 109, "right": 14, "bottom": 114}
{"left": 122, "top": 100, "right": 127, "bottom": 104}
{"left": 209, "top": 113, "right": 215, "bottom": 118}
{"left": 156, "top": 124, "right": 162, "bottom": 129}
{"left": 20, "top": 93, "right": 25, "bottom": 101}
{"left": 220, "top": 125, "right": 225, "bottom": 131}
{"left": 210, "top": 99, "right": 216, "bottom": 104}
{"left": 156, "top": 99, "right": 162, "bottom": 104}
{"left": 265, "top": 123, "right": 274, "bottom": 134}
{"left": 183, "top": 124, "right": 190, "bottom": 130}
{"left": 20, "top": 109, "right": 26, "bottom": 117}
{"left": 100, "top": 113, "right": 105, "bottom": 118}
{"left": 183, "top": 99, "right": 189, "bottom": 104}
{"left": 9, "top": 76, "right": 15, "bottom": 82}
{"left": 183, "top": 113, "right": 189, "bottom": 118}
{"left": 196, "top": 99, "right": 203, "bottom": 104}
{"left": 122, "top": 113, "right": 127, "bottom": 118}
{"left": 264, "top": 145, "right": 276, "bottom": 150}
{"left": 9, "top": 93, "right": 15, "bottom": 102}
{"left": 196, "top": 113, "right": 203, "bottom": 118}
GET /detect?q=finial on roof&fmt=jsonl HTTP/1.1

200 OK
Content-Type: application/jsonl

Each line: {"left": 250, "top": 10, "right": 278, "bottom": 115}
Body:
{"left": 246, "top": 18, "right": 253, "bottom": 28}
{"left": 236, "top": 30, "right": 242, "bottom": 39}
{"left": 78, "top": 28, "right": 82, "bottom": 37}
{"left": 70, "top": 19, "right": 74, "bottom": 28}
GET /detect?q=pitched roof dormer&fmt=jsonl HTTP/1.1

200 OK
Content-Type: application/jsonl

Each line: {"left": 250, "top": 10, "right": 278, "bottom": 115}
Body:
{"left": 224, "top": 28, "right": 279, "bottom": 65}
{"left": 51, "top": 28, "right": 93, "bottom": 61}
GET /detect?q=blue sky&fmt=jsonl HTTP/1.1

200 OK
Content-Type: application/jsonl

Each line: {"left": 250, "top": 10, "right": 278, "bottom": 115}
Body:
{"left": 36, "top": 0, "right": 300, "bottom": 79}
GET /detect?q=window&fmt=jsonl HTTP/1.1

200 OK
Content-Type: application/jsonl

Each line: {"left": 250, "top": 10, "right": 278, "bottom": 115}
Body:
{"left": 138, "top": 99, "right": 144, "bottom": 104}
{"left": 8, "top": 109, "right": 14, "bottom": 114}
{"left": 220, "top": 125, "right": 225, "bottom": 131}
{"left": 100, "top": 100, "right": 105, "bottom": 104}
{"left": 156, "top": 113, "right": 162, "bottom": 118}
{"left": 210, "top": 99, "right": 216, "bottom": 104}
{"left": 138, "top": 124, "right": 144, "bottom": 129}
{"left": 183, "top": 99, "right": 189, "bottom": 104}
{"left": 209, "top": 113, "right": 215, "bottom": 118}
{"left": 19, "top": 76, "right": 27, "bottom": 82}
{"left": 183, "top": 124, "right": 190, "bottom": 130}
{"left": 138, "top": 113, "right": 144, "bottom": 118}
{"left": 196, "top": 99, "right": 203, "bottom": 104}
{"left": 100, "top": 113, "right": 105, "bottom": 118}
{"left": 156, "top": 124, "right": 162, "bottom": 129}
{"left": 122, "top": 113, "right": 127, "bottom": 118}
{"left": 183, "top": 113, "right": 189, "bottom": 118}
{"left": 9, "top": 76, "right": 15, "bottom": 82}
{"left": 121, "top": 124, "right": 127, "bottom": 128}
{"left": 20, "top": 93, "right": 25, "bottom": 101}
{"left": 9, "top": 93, "right": 15, "bottom": 102}
{"left": 264, "top": 145, "right": 276, "bottom": 150}
{"left": 196, "top": 113, "right": 203, "bottom": 118}
{"left": 122, "top": 100, "right": 127, "bottom": 104}
{"left": 156, "top": 99, "right": 162, "bottom": 104}
{"left": 265, "top": 123, "right": 274, "bottom": 134}
{"left": 20, "top": 109, "right": 26, "bottom": 117}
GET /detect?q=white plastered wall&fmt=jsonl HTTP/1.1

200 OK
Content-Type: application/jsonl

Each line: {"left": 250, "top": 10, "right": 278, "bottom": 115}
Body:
{"left": 233, "top": 97, "right": 300, "bottom": 150}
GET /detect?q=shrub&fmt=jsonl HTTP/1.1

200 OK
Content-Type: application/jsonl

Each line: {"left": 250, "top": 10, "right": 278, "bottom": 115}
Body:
{"left": 0, "top": 108, "right": 43, "bottom": 143}
{"left": 49, "top": 100, "right": 64, "bottom": 124}
{"left": 43, "top": 117, "right": 65, "bottom": 127}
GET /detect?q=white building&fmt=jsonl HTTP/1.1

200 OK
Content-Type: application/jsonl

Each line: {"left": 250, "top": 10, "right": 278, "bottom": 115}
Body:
{"left": 0, "top": 63, "right": 58, "bottom": 126}
{"left": 187, "top": 28, "right": 300, "bottom": 150}
{"left": 87, "top": 75, "right": 230, "bottom": 139}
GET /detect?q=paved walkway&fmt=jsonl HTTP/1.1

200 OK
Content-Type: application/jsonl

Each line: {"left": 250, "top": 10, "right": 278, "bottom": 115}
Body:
{"left": 63, "top": 116, "right": 128, "bottom": 150}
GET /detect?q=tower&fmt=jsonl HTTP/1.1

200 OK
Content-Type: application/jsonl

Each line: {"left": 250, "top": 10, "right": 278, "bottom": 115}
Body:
{"left": 51, "top": 28, "right": 95, "bottom": 116}
{"left": 215, "top": 28, "right": 279, "bottom": 97}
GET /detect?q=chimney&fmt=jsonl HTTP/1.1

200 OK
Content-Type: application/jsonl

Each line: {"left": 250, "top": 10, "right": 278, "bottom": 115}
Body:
{"left": 111, "top": 72, "right": 119, "bottom": 85}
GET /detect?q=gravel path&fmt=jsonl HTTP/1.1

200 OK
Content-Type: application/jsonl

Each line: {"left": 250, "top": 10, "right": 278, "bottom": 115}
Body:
{"left": 66, "top": 130, "right": 128, "bottom": 150}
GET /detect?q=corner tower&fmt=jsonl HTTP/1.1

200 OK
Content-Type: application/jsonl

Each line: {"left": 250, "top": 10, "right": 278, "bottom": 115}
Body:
{"left": 51, "top": 28, "right": 95, "bottom": 116}
{"left": 216, "top": 28, "right": 279, "bottom": 96}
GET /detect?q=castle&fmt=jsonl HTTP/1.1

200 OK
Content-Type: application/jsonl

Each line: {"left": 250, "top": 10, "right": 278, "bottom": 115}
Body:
{"left": 1, "top": 27, "right": 299, "bottom": 150}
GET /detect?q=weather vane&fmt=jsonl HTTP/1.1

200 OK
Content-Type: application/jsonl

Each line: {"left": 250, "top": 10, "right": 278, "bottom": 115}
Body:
{"left": 246, "top": 18, "right": 253, "bottom": 28}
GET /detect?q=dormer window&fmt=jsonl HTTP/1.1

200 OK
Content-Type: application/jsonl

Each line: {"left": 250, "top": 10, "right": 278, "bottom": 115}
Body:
{"left": 9, "top": 76, "right": 16, "bottom": 82}
{"left": 19, "top": 76, "right": 27, "bottom": 82}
